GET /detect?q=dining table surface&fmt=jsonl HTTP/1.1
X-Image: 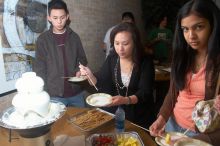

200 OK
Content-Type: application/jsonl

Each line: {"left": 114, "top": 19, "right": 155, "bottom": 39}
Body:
{"left": 0, "top": 107, "right": 157, "bottom": 146}
{"left": 155, "top": 65, "right": 170, "bottom": 81}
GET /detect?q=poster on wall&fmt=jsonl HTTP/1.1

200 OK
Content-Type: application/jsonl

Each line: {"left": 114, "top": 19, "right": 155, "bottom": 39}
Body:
{"left": 0, "top": 0, "right": 48, "bottom": 95}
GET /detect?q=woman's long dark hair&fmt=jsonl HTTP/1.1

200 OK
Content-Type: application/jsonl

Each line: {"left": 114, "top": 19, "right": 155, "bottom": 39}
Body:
{"left": 110, "top": 22, "right": 144, "bottom": 68}
{"left": 172, "top": 0, "right": 220, "bottom": 97}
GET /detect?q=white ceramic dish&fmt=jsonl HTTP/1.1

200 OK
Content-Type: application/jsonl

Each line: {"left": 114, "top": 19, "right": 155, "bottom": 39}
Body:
{"left": 68, "top": 76, "right": 86, "bottom": 82}
{"left": 174, "top": 138, "right": 213, "bottom": 146}
{"left": 155, "top": 132, "right": 187, "bottom": 146}
{"left": 86, "top": 93, "right": 112, "bottom": 107}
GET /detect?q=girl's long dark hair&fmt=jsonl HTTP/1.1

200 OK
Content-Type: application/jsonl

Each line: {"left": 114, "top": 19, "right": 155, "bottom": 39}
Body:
{"left": 110, "top": 22, "right": 144, "bottom": 68}
{"left": 172, "top": 0, "right": 220, "bottom": 97}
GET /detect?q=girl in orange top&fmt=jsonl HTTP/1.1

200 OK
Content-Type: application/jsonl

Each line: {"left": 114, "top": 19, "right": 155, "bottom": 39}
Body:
{"left": 149, "top": 0, "right": 220, "bottom": 145}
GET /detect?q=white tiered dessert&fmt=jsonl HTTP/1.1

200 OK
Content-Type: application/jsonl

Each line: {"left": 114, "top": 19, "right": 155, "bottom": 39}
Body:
{"left": 12, "top": 72, "right": 50, "bottom": 117}
{"left": 1, "top": 72, "right": 65, "bottom": 128}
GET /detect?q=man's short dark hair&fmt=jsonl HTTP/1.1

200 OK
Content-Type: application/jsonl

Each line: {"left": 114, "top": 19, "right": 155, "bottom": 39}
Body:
{"left": 48, "top": 0, "right": 69, "bottom": 15}
{"left": 122, "top": 12, "right": 135, "bottom": 22}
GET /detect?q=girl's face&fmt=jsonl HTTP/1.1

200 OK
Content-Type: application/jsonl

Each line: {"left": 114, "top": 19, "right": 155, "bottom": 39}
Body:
{"left": 48, "top": 9, "right": 69, "bottom": 33}
{"left": 114, "top": 31, "right": 134, "bottom": 59}
{"left": 181, "top": 14, "right": 211, "bottom": 51}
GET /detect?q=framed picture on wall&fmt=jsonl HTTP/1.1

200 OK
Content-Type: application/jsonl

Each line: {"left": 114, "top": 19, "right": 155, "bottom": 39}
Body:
{"left": 0, "top": 0, "right": 49, "bottom": 94}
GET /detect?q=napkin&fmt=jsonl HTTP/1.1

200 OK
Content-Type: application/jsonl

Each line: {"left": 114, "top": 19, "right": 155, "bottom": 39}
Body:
{"left": 53, "top": 135, "right": 85, "bottom": 146}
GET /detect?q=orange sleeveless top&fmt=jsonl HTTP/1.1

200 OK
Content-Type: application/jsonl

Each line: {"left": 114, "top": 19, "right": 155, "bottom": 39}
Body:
{"left": 173, "top": 66, "right": 205, "bottom": 131}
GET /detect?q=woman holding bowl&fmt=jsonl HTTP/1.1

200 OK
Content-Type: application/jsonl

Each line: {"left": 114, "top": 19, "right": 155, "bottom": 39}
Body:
{"left": 80, "top": 22, "right": 155, "bottom": 128}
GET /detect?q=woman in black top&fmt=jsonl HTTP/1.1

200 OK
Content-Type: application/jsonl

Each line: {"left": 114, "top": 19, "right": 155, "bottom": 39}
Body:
{"left": 80, "top": 22, "right": 155, "bottom": 128}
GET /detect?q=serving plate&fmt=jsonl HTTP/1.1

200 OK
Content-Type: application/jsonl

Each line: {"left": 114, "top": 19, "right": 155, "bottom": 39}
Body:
{"left": 155, "top": 132, "right": 187, "bottom": 146}
{"left": 174, "top": 138, "right": 213, "bottom": 146}
{"left": 68, "top": 108, "right": 114, "bottom": 132}
{"left": 86, "top": 93, "right": 112, "bottom": 107}
{"left": 68, "top": 76, "right": 86, "bottom": 82}
{"left": 0, "top": 100, "right": 66, "bottom": 130}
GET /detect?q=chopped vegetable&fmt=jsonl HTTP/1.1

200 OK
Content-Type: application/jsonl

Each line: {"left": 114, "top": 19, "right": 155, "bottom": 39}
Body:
{"left": 92, "top": 135, "right": 115, "bottom": 146}
{"left": 165, "top": 133, "right": 171, "bottom": 144}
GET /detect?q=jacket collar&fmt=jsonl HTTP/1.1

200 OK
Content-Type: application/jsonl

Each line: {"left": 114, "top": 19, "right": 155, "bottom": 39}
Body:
{"left": 49, "top": 25, "right": 72, "bottom": 34}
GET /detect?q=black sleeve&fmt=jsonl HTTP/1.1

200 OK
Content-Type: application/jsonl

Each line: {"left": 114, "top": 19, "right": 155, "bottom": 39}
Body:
{"left": 135, "top": 57, "right": 155, "bottom": 103}
{"left": 74, "top": 34, "right": 88, "bottom": 74}
{"left": 76, "top": 35, "right": 87, "bottom": 66}
{"left": 95, "top": 55, "right": 114, "bottom": 93}
{"left": 33, "top": 37, "right": 48, "bottom": 90}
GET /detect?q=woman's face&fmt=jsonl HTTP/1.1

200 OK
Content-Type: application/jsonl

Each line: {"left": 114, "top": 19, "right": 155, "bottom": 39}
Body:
{"left": 114, "top": 31, "right": 134, "bottom": 59}
{"left": 181, "top": 14, "right": 211, "bottom": 51}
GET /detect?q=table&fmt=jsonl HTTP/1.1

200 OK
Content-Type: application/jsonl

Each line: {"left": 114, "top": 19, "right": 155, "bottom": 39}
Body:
{"left": 154, "top": 66, "right": 170, "bottom": 116}
{"left": 0, "top": 107, "right": 157, "bottom": 146}
{"left": 155, "top": 66, "right": 170, "bottom": 81}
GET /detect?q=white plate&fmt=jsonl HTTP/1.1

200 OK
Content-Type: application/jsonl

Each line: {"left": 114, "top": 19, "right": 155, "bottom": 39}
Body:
{"left": 161, "top": 67, "right": 171, "bottom": 73}
{"left": 174, "top": 138, "right": 212, "bottom": 146}
{"left": 155, "top": 132, "right": 187, "bottom": 146}
{"left": 86, "top": 93, "right": 112, "bottom": 107}
{"left": 68, "top": 76, "right": 86, "bottom": 82}
{"left": 155, "top": 137, "right": 170, "bottom": 146}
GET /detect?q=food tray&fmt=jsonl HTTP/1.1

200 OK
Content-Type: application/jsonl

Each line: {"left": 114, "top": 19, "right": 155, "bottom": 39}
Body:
{"left": 86, "top": 131, "right": 144, "bottom": 146}
{"left": 68, "top": 108, "right": 114, "bottom": 132}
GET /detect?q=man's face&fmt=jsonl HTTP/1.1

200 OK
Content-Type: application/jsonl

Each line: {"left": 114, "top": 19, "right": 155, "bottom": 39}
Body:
{"left": 122, "top": 17, "right": 134, "bottom": 23}
{"left": 48, "top": 9, "right": 69, "bottom": 33}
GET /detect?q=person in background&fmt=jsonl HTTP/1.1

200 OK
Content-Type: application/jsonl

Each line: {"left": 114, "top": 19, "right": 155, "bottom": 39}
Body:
{"left": 149, "top": 0, "right": 220, "bottom": 145}
{"left": 103, "top": 12, "right": 135, "bottom": 58}
{"left": 146, "top": 14, "right": 173, "bottom": 64}
{"left": 80, "top": 23, "right": 155, "bottom": 128}
{"left": 33, "top": 0, "right": 87, "bottom": 107}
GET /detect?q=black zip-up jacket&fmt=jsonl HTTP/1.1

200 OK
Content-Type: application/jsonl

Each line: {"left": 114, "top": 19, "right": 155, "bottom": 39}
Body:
{"left": 33, "top": 26, "right": 87, "bottom": 97}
